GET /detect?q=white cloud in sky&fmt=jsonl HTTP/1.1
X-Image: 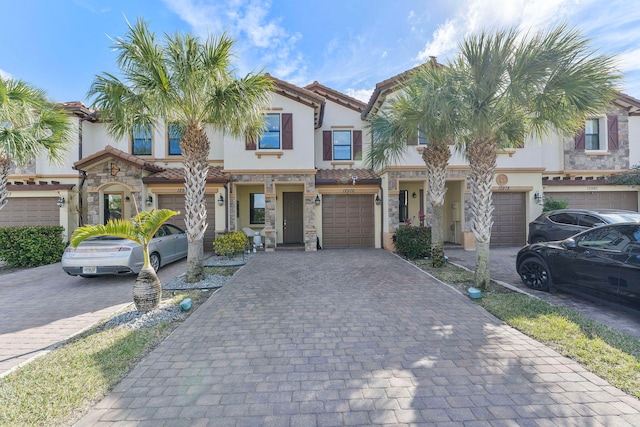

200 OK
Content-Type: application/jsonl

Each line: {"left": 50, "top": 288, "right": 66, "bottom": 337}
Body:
{"left": 0, "top": 69, "right": 12, "bottom": 80}
{"left": 345, "top": 88, "right": 374, "bottom": 103}
{"left": 163, "top": 0, "right": 305, "bottom": 81}
{"left": 417, "top": 0, "right": 581, "bottom": 62}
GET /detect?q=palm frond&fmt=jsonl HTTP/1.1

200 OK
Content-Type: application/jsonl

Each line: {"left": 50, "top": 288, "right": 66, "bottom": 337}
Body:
{"left": 71, "top": 209, "right": 178, "bottom": 248}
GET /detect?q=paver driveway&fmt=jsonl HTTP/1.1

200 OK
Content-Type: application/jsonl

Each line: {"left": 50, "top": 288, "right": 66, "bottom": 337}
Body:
{"left": 78, "top": 249, "right": 640, "bottom": 426}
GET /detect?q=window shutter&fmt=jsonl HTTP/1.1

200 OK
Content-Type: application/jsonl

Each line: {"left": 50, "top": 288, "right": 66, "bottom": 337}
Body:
{"left": 607, "top": 115, "right": 619, "bottom": 150}
{"left": 323, "top": 131, "right": 332, "bottom": 160}
{"left": 282, "top": 113, "right": 293, "bottom": 149}
{"left": 353, "top": 130, "right": 362, "bottom": 160}
{"left": 574, "top": 127, "right": 585, "bottom": 149}
{"left": 246, "top": 136, "right": 256, "bottom": 150}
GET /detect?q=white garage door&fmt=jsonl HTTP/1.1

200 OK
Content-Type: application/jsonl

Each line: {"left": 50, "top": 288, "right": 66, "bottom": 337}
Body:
{"left": 491, "top": 192, "right": 526, "bottom": 247}
{"left": 547, "top": 191, "right": 638, "bottom": 211}
{"left": 158, "top": 194, "right": 217, "bottom": 251}
{"left": 0, "top": 197, "right": 60, "bottom": 227}
{"left": 322, "top": 194, "right": 374, "bottom": 248}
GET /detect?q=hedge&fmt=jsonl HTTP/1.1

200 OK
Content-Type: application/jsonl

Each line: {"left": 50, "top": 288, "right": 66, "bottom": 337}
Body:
{"left": 393, "top": 226, "right": 432, "bottom": 259}
{"left": 0, "top": 226, "right": 67, "bottom": 267}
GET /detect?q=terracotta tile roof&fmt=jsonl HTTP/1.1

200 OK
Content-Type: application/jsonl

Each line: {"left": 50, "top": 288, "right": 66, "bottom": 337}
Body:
{"left": 614, "top": 92, "right": 640, "bottom": 116}
{"left": 315, "top": 168, "right": 380, "bottom": 185}
{"left": 304, "top": 81, "right": 366, "bottom": 113}
{"left": 267, "top": 74, "right": 326, "bottom": 128}
{"left": 143, "top": 166, "right": 228, "bottom": 183}
{"left": 362, "top": 57, "right": 440, "bottom": 119}
{"left": 58, "top": 101, "right": 97, "bottom": 120}
{"left": 74, "top": 145, "right": 165, "bottom": 173}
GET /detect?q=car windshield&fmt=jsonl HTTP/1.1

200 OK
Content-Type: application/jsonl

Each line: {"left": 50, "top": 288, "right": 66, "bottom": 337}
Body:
{"left": 598, "top": 212, "right": 640, "bottom": 223}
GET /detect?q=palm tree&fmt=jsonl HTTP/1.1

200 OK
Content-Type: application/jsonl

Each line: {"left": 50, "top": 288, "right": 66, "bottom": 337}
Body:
{"left": 450, "top": 25, "right": 619, "bottom": 289}
{"left": 70, "top": 209, "right": 178, "bottom": 311}
{"left": 88, "top": 19, "right": 273, "bottom": 283}
{"left": 368, "top": 62, "right": 461, "bottom": 267}
{"left": 0, "top": 76, "right": 72, "bottom": 210}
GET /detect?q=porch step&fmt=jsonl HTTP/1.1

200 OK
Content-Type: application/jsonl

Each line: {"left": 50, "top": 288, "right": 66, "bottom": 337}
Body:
{"left": 275, "top": 244, "right": 305, "bottom": 251}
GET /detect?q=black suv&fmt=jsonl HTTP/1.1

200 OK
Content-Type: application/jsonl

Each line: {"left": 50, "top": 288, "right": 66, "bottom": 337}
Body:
{"left": 528, "top": 209, "right": 640, "bottom": 243}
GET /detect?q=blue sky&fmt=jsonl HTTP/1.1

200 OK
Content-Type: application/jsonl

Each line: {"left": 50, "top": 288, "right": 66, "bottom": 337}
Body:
{"left": 2, "top": 0, "right": 640, "bottom": 104}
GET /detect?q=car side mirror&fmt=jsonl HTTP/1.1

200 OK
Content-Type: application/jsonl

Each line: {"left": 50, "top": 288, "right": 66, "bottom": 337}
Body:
{"left": 563, "top": 238, "right": 577, "bottom": 249}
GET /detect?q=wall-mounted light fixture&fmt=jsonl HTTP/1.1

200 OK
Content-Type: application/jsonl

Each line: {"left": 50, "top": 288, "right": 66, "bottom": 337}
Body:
{"left": 218, "top": 194, "right": 224, "bottom": 206}
{"left": 534, "top": 192, "right": 545, "bottom": 205}
{"left": 56, "top": 196, "right": 65, "bottom": 208}
{"left": 375, "top": 195, "right": 381, "bottom": 205}
{"left": 315, "top": 194, "right": 321, "bottom": 206}
{"left": 146, "top": 195, "right": 153, "bottom": 206}
{"left": 110, "top": 162, "right": 120, "bottom": 176}
{"left": 412, "top": 192, "right": 417, "bottom": 199}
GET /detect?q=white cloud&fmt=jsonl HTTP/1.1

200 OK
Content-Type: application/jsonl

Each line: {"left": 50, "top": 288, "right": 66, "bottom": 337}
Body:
{"left": 618, "top": 48, "right": 640, "bottom": 73}
{"left": 163, "top": 0, "right": 306, "bottom": 82}
{"left": 345, "top": 88, "right": 373, "bottom": 103}
{"left": 0, "top": 69, "right": 12, "bottom": 80}
{"left": 416, "top": 0, "right": 583, "bottom": 63}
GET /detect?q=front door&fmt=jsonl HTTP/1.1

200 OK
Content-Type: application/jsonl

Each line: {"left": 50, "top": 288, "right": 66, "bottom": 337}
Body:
{"left": 283, "top": 192, "right": 303, "bottom": 244}
{"left": 103, "top": 193, "right": 123, "bottom": 224}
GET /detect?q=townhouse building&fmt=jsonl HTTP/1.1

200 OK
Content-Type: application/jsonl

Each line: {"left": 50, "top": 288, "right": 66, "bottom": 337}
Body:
{"left": 2, "top": 70, "right": 640, "bottom": 252}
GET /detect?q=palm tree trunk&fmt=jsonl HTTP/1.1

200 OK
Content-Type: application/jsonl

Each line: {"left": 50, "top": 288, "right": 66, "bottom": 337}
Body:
{"left": 181, "top": 123, "right": 210, "bottom": 283}
{"left": 467, "top": 138, "right": 497, "bottom": 290}
{"left": 0, "top": 151, "right": 11, "bottom": 210}
{"left": 133, "top": 266, "right": 162, "bottom": 311}
{"left": 424, "top": 144, "right": 450, "bottom": 268}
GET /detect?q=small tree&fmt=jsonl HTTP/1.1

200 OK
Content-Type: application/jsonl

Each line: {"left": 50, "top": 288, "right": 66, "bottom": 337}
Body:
{"left": 70, "top": 209, "right": 178, "bottom": 311}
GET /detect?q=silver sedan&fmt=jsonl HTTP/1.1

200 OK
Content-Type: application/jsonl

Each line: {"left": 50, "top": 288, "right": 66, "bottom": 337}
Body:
{"left": 61, "top": 223, "right": 188, "bottom": 277}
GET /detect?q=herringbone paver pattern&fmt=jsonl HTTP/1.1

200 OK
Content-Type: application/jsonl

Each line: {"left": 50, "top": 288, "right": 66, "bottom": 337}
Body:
{"left": 77, "top": 249, "right": 640, "bottom": 426}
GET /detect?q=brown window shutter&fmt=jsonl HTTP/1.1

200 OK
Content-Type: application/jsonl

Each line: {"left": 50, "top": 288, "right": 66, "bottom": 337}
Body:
{"left": 607, "top": 115, "right": 619, "bottom": 150}
{"left": 323, "top": 131, "right": 332, "bottom": 160}
{"left": 246, "top": 136, "right": 256, "bottom": 150}
{"left": 353, "top": 130, "right": 362, "bottom": 160}
{"left": 574, "top": 127, "right": 585, "bottom": 149}
{"left": 282, "top": 113, "right": 293, "bottom": 149}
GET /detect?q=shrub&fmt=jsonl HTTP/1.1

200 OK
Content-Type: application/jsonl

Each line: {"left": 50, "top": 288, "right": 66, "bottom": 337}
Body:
{"left": 543, "top": 196, "right": 569, "bottom": 212}
{"left": 213, "top": 231, "right": 248, "bottom": 257}
{"left": 0, "top": 226, "right": 67, "bottom": 267}
{"left": 393, "top": 226, "right": 432, "bottom": 259}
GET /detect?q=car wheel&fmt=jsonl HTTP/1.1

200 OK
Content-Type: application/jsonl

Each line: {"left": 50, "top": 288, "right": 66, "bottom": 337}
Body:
{"left": 530, "top": 235, "right": 546, "bottom": 244}
{"left": 518, "top": 257, "right": 551, "bottom": 291}
{"left": 150, "top": 253, "right": 161, "bottom": 272}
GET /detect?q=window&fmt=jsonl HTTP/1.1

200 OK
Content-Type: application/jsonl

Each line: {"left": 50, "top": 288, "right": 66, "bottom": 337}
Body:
{"left": 132, "top": 124, "right": 152, "bottom": 155}
{"left": 585, "top": 119, "right": 600, "bottom": 150}
{"left": 323, "top": 130, "right": 362, "bottom": 161}
{"left": 250, "top": 193, "right": 265, "bottom": 224}
{"left": 259, "top": 114, "right": 280, "bottom": 149}
{"left": 399, "top": 190, "right": 408, "bottom": 223}
{"left": 418, "top": 129, "right": 428, "bottom": 145}
{"left": 168, "top": 123, "right": 183, "bottom": 156}
{"left": 333, "top": 130, "right": 352, "bottom": 160}
{"left": 549, "top": 213, "right": 578, "bottom": 225}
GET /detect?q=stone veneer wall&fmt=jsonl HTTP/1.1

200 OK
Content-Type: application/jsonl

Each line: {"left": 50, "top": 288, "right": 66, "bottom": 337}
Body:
{"left": 230, "top": 173, "right": 317, "bottom": 251}
{"left": 564, "top": 108, "right": 630, "bottom": 171}
{"left": 83, "top": 159, "right": 145, "bottom": 225}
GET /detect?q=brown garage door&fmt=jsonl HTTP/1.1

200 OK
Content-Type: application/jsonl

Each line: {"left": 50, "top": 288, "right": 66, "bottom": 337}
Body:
{"left": 491, "top": 192, "right": 526, "bottom": 247}
{"left": 322, "top": 194, "right": 374, "bottom": 248}
{"left": 546, "top": 191, "right": 638, "bottom": 211}
{"left": 158, "top": 194, "right": 217, "bottom": 251}
{"left": 0, "top": 197, "right": 60, "bottom": 227}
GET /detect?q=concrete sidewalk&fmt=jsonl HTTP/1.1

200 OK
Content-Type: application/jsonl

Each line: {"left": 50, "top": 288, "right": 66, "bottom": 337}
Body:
{"left": 77, "top": 249, "right": 640, "bottom": 426}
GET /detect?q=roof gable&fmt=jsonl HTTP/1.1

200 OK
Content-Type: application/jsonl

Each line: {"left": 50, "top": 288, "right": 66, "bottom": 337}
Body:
{"left": 304, "top": 81, "right": 366, "bottom": 113}
{"left": 74, "top": 145, "right": 165, "bottom": 173}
